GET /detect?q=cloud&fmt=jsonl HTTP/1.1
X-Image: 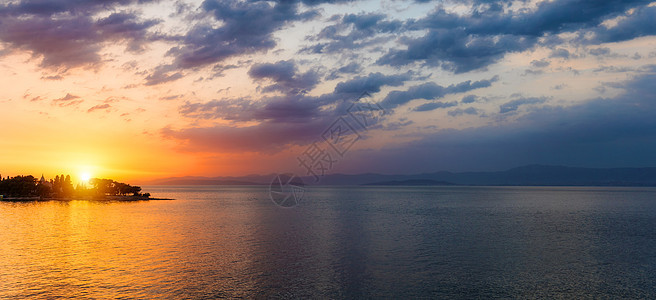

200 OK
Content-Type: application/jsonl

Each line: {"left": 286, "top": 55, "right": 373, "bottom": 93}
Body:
{"left": 550, "top": 48, "right": 571, "bottom": 59}
{"left": 248, "top": 60, "right": 320, "bottom": 93}
{"left": 588, "top": 47, "right": 611, "bottom": 56}
{"left": 408, "top": 1, "right": 650, "bottom": 36}
{"left": 326, "top": 62, "right": 362, "bottom": 80}
{"left": 448, "top": 107, "right": 480, "bottom": 117}
{"left": 87, "top": 103, "right": 111, "bottom": 113}
{"left": 179, "top": 69, "right": 413, "bottom": 126}
{"left": 499, "top": 97, "right": 546, "bottom": 113}
{"left": 53, "top": 93, "right": 78, "bottom": 101}
{"left": 179, "top": 93, "right": 326, "bottom": 124}
{"left": 461, "top": 95, "right": 478, "bottom": 103}
{"left": 591, "top": 5, "right": 656, "bottom": 44}
{"left": 530, "top": 59, "right": 550, "bottom": 68}
{"left": 144, "top": 65, "right": 184, "bottom": 86}
{"left": 95, "top": 12, "right": 161, "bottom": 53}
{"left": 52, "top": 93, "right": 83, "bottom": 107}
{"left": 175, "top": 69, "right": 491, "bottom": 152}
{"left": 302, "top": 12, "right": 402, "bottom": 54}
{"left": 378, "top": 0, "right": 651, "bottom": 72}
{"left": 0, "top": 4, "right": 160, "bottom": 69}
{"left": 414, "top": 101, "right": 458, "bottom": 112}
{"left": 0, "top": 0, "right": 156, "bottom": 16}
{"left": 523, "top": 69, "right": 544, "bottom": 76}
{"left": 380, "top": 76, "right": 498, "bottom": 109}
{"left": 339, "top": 72, "right": 656, "bottom": 173}
{"left": 40, "top": 75, "right": 63, "bottom": 80}
{"left": 173, "top": 69, "right": 411, "bottom": 153}
{"left": 160, "top": 95, "right": 184, "bottom": 101}
{"left": 378, "top": 28, "right": 535, "bottom": 73}
{"left": 592, "top": 66, "right": 635, "bottom": 73}
{"left": 0, "top": 15, "right": 102, "bottom": 68}
{"left": 160, "top": 119, "right": 327, "bottom": 153}
{"left": 168, "top": 0, "right": 330, "bottom": 69}
{"left": 333, "top": 72, "right": 412, "bottom": 94}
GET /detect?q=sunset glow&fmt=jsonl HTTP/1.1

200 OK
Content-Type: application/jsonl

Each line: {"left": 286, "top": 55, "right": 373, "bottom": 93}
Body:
{"left": 1, "top": 0, "right": 656, "bottom": 183}
{"left": 80, "top": 172, "right": 91, "bottom": 184}
{"left": 3, "top": 1, "right": 656, "bottom": 298}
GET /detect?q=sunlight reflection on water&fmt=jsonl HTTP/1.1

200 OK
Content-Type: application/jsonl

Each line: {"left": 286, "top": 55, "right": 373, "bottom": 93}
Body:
{"left": 1, "top": 186, "right": 656, "bottom": 298}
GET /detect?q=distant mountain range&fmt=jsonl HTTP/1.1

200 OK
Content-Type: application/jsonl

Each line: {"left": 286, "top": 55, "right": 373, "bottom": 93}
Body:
{"left": 362, "top": 179, "right": 458, "bottom": 186}
{"left": 142, "top": 165, "right": 656, "bottom": 187}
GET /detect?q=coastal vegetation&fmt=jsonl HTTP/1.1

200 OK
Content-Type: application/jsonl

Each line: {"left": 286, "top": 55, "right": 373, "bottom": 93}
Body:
{"left": 0, "top": 174, "right": 150, "bottom": 200}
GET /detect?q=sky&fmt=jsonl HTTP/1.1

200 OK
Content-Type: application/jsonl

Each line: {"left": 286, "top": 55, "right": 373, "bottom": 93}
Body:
{"left": 1, "top": 0, "right": 656, "bottom": 183}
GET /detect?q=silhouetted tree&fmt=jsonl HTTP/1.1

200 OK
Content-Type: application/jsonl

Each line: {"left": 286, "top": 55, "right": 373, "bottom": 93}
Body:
{"left": 62, "top": 175, "right": 74, "bottom": 197}
{"left": 0, "top": 175, "right": 38, "bottom": 197}
{"left": 130, "top": 185, "right": 142, "bottom": 196}
{"left": 1, "top": 174, "right": 147, "bottom": 199}
{"left": 53, "top": 175, "right": 61, "bottom": 196}
{"left": 36, "top": 182, "right": 51, "bottom": 198}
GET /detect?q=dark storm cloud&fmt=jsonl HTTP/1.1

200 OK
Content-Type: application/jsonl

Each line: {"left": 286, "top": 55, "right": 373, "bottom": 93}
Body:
{"left": 380, "top": 76, "right": 498, "bottom": 109}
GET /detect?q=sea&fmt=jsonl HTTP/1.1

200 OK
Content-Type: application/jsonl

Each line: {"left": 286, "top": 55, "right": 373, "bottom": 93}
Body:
{"left": 1, "top": 186, "right": 656, "bottom": 299}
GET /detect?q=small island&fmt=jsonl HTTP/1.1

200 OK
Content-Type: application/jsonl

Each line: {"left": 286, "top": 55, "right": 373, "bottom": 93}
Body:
{"left": 0, "top": 174, "right": 165, "bottom": 201}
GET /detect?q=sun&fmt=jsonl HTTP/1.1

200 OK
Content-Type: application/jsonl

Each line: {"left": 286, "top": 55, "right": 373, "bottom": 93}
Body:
{"left": 80, "top": 172, "right": 92, "bottom": 183}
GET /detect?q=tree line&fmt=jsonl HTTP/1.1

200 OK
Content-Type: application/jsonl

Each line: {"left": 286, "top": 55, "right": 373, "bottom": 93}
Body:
{"left": 0, "top": 174, "right": 148, "bottom": 199}
{"left": 87, "top": 178, "right": 144, "bottom": 197}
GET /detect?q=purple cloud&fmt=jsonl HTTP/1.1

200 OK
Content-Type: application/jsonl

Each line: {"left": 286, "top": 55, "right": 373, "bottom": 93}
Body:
{"left": 0, "top": 2, "right": 160, "bottom": 69}
{"left": 87, "top": 103, "right": 111, "bottom": 113}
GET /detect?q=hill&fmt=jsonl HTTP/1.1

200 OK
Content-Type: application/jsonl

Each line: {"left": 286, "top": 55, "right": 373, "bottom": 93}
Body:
{"left": 142, "top": 165, "right": 656, "bottom": 187}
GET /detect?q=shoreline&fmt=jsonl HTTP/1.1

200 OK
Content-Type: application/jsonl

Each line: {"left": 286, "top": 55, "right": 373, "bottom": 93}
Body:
{"left": 1, "top": 195, "right": 173, "bottom": 201}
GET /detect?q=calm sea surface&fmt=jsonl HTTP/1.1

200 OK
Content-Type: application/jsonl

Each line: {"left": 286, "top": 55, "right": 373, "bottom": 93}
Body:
{"left": 1, "top": 186, "right": 656, "bottom": 299}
